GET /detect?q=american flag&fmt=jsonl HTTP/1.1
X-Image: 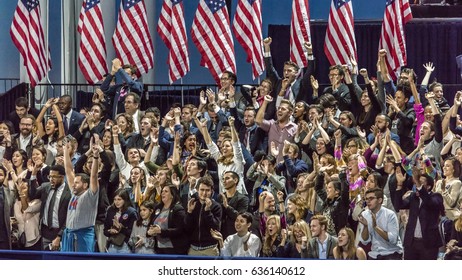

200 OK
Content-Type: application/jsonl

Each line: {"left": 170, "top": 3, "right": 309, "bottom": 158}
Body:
{"left": 290, "top": 0, "right": 312, "bottom": 68}
{"left": 10, "top": 0, "right": 51, "bottom": 88}
{"left": 324, "top": 0, "right": 357, "bottom": 66}
{"left": 112, "top": 0, "right": 154, "bottom": 75}
{"left": 157, "top": 0, "right": 190, "bottom": 84}
{"left": 233, "top": 0, "right": 264, "bottom": 80}
{"left": 379, "top": 0, "right": 413, "bottom": 80}
{"left": 78, "top": 0, "right": 107, "bottom": 84}
{"left": 191, "top": 0, "right": 236, "bottom": 84}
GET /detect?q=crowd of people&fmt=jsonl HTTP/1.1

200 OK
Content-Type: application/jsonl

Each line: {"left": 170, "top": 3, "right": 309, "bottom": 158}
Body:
{"left": 1, "top": 40, "right": 462, "bottom": 260}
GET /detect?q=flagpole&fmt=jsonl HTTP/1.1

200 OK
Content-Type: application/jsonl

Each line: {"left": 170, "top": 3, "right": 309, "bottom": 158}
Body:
{"left": 180, "top": 78, "right": 184, "bottom": 107}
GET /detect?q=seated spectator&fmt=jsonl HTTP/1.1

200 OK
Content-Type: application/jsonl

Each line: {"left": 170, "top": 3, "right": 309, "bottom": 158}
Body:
{"left": 333, "top": 227, "right": 367, "bottom": 260}
{"left": 104, "top": 188, "right": 138, "bottom": 253}
{"left": 128, "top": 200, "right": 155, "bottom": 254}
{"left": 358, "top": 188, "right": 403, "bottom": 260}
{"left": 261, "top": 214, "right": 282, "bottom": 257}
{"left": 148, "top": 185, "right": 189, "bottom": 255}
{"left": 277, "top": 220, "right": 311, "bottom": 258}
{"left": 247, "top": 155, "right": 286, "bottom": 211}
{"left": 185, "top": 176, "right": 222, "bottom": 256}
{"left": 301, "top": 214, "right": 338, "bottom": 259}
{"left": 211, "top": 212, "right": 261, "bottom": 257}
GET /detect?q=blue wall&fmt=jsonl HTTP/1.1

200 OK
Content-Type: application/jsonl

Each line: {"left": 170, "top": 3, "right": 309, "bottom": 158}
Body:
{"left": 1, "top": 0, "right": 386, "bottom": 86}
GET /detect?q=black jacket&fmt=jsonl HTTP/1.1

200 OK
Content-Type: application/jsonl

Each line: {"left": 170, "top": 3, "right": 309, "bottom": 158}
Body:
{"left": 184, "top": 199, "right": 222, "bottom": 247}
{"left": 29, "top": 181, "right": 71, "bottom": 239}
{"left": 150, "top": 203, "right": 189, "bottom": 254}
{"left": 104, "top": 206, "right": 138, "bottom": 244}
{"left": 315, "top": 172, "right": 349, "bottom": 235}
{"left": 395, "top": 187, "right": 444, "bottom": 249}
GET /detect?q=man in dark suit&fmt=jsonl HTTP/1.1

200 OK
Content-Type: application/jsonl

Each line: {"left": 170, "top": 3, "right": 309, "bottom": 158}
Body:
{"left": 262, "top": 37, "right": 315, "bottom": 120}
{"left": 8, "top": 96, "right": 40, "bottom": 134}
{"left": 29, "top": 165, "right": 71, "bottom": 251}
{"left": 100, "top": 58, "right": 143, "bottom": 119}
{"left": 205, "top": 103, "right": 228, "bottom": 145}
{"left": 394, "top": 169, "right": 444, "bottom": 260}
{"left": 229, "top": 100, "right": 267, "bottom": 155}
{"left": 12, "top": 114, "right": 35, "bottom": 158}
{"left": 58, "top": 94, "right": 85, "bottom": 136}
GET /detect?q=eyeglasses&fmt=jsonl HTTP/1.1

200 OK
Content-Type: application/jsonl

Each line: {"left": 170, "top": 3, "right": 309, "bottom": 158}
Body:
{"left": 48, "top": 175, "right": 63, "bottom": 179}
{"left": 20, "top": 123, "right": 33, "bottom": 127}
{"left": 220, "top": 77, "right": 230, "bottom": 81}
{"left": 365, "top": 197, "right": 377, "bottom": 202}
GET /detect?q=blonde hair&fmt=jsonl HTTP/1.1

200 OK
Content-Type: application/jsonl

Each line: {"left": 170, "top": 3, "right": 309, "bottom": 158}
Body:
{"left": 262, "top": 215, "right": 281, "bottom": 256}
{"left": 290, "top": 220, "right": 311, "bottom": 244}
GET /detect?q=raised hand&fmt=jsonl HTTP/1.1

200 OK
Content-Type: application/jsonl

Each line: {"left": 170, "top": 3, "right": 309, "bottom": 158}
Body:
{"left": 395, "top": 167, "right": 405, "bottom": 190}
{"left": 228, "top": 116, "right": 235, "bottom": 127}
{"left": 423, "top": 62, "right": 435, "bottom": 73}
{"left": 359, "top": 68, "right": 368, "bottom": 78}
{"left": 228, "top": 85, "right": 235, "bottom": 99}
{"left": 220, "top": 193, "right": 229, "bottom": 208}
{"left": 334, "top": 129, "right": 342, "bottom": 140}
{"left": 187, "top": 198, "right": 197, "bottom": 213}
{"left": 206, "top": 88, "right": 215, "bottom": 104}
{"left": 277, "top": 190, "right": 284, "bottom": 202}
{"left": 270, "top": 141, "right": 279, "bottom": 157}
{"left": 171, "top": 173, "right": 180, "bottom": 187}
{"left": 310, "top": 75, "right": 319, "bottom": 91}
{"left": 264, "top": 95, "right": 273, "bottom": 103}
{"left": 303, "top": 42, "right": 313, "bottom": 54}
{"left": 454, "top": 91, "right": 462, "bottom": 107}
{"left": 349, "top": 56, "right": 358, "bottom": 74}
{"left": 356, "top": 126, "right": 366, "bottom": 139}
{"left": 263, "top": 37, "right": 272, "bottom": 47}
{"left": 199, "top": 90, "right": 207, "bottom": 105}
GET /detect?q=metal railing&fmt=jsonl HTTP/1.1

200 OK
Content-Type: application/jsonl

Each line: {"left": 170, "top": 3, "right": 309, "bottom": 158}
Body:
{"left": 0, "top": 78, "right": 20, "bottom": 94}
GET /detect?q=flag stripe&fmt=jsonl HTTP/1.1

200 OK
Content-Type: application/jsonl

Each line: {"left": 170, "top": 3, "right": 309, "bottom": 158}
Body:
{"left": 233, "top": 0, "right": 264, "bottom": 80}
{"left": 10, "top": 0, "right": 51, "bottom": 88}
{"left": 379, "top": 0, "right": 413, "bottom": 79}
{"left": 324, "top": 0, "right": 357, "bottom": 66}
{"left": 290, "top": 0, "right": 311, "bottom": 68}
{"left": 112, "top": 0, "right": 154, "bottom": 75}
{"left": 157, "top": 0, "right": 190, "bottom": 84}
{"left": 191, "top": 0, "right": 236, "bottom": 84}
{"left": 78, "top": 0, "right": 107, "bottom": 84}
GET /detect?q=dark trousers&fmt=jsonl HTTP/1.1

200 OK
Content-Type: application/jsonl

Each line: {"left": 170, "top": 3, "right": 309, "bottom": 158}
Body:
{"left": 404, "top": 238, "right": 439, "bottom": 260}
{"left": 369, "top": 251, "right": 403, "bottom": 260}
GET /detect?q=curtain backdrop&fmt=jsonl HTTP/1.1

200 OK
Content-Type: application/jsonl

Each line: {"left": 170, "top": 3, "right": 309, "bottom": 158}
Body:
{"left": 268, "top": 19, "right": 462, "bottom": 101}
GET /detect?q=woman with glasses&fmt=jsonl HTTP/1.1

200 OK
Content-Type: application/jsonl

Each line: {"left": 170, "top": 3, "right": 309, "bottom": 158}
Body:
{"left": 277, "top": 220, "right": 311, "bottom": 258}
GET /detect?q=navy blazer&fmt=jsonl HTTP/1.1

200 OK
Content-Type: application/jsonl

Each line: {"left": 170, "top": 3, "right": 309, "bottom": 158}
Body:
{"left": 395, "top": 187, "right": 444, "bottom": 249}
{"left": 263, "top": 56, "right": 314, "bottom": 120}
{"left": 67, "top": 110, "right": 85, "bottom": 136}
